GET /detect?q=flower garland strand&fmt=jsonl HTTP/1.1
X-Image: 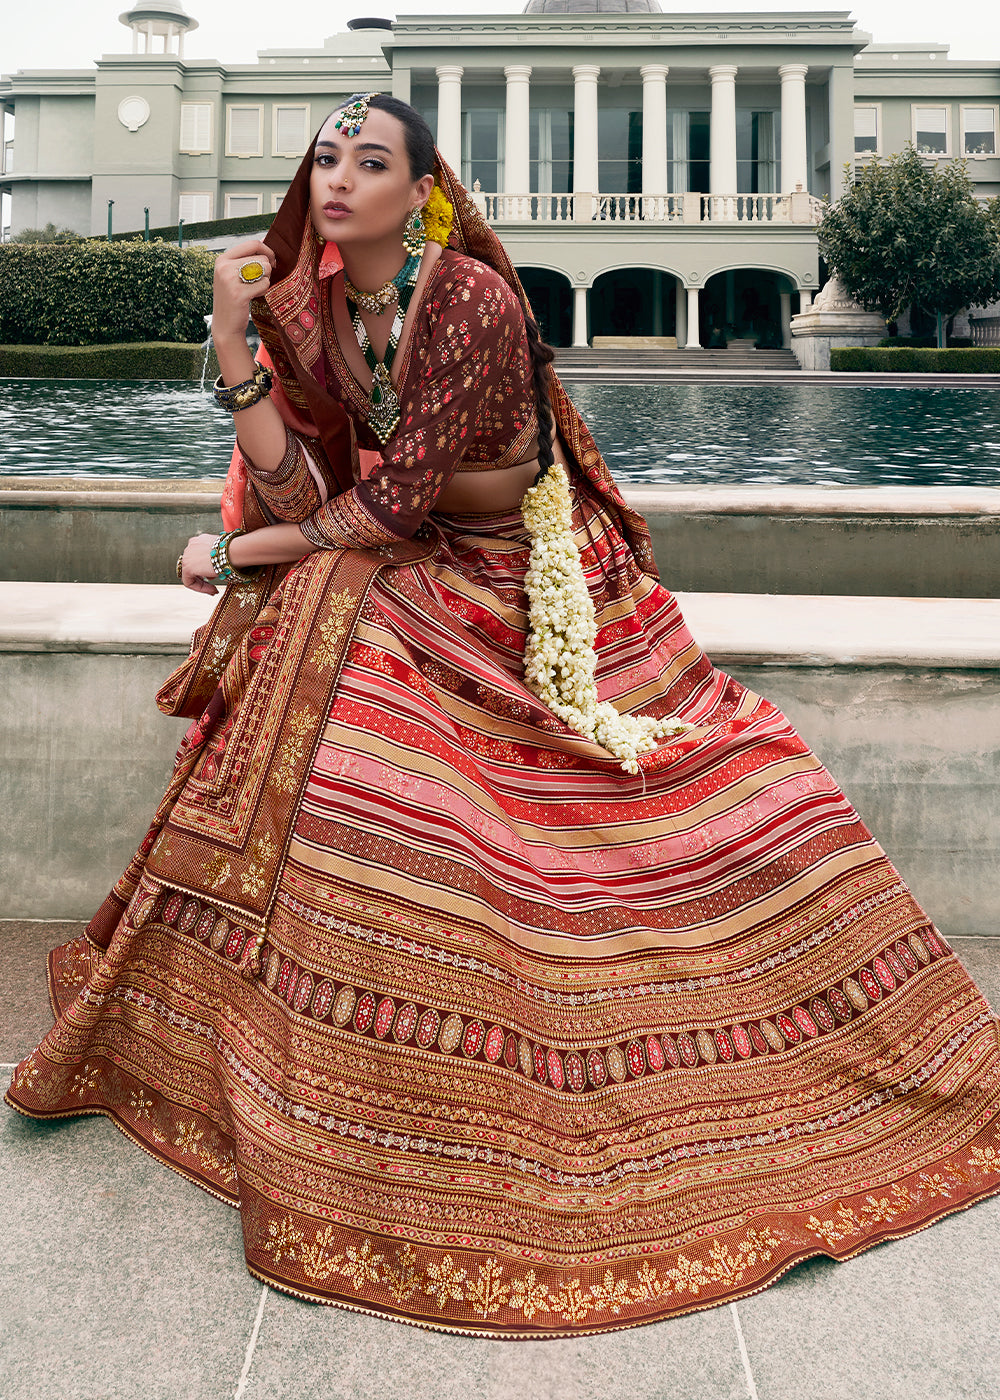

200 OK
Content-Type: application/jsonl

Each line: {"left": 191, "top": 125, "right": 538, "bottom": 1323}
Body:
{"left": 521, "top": 465, "right": 692, "bottom": 774}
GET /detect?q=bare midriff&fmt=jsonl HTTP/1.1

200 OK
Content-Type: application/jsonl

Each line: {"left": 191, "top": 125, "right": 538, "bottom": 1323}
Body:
{"left": 434, "top": 435, "right": 572, "bottom": 514}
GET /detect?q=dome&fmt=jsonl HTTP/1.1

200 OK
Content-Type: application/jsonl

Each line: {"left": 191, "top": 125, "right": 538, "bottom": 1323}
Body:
{"left": 523, "top": 0, "right": 662, "bottom": 12}
{"left": 119, "top": 0, "right": 198, "bottom": 30}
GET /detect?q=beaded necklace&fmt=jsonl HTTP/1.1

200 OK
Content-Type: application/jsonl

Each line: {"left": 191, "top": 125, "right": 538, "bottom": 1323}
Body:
{"left": 345, "top": 256, "right": 421, "bottom": 444}
{"left": 343, "top": 253, "right": 420, "bottom": 315}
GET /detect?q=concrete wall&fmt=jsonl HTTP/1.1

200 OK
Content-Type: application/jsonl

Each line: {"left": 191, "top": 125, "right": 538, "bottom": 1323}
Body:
{"left": 1, "top": 642, "right": 995, "bottom": 934}
{"left": 4, "top": 483, "right": 998, "bottom": 598}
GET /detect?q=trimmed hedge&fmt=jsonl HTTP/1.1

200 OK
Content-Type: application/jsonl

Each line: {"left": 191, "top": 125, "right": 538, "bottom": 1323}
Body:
{"left": 831, "top": 347, "right": 1000, "bottom": 373}
{"left": 111, "top": 211, "right": 277, "bottom": 243}
{"left": 0, "top": 343, "right": 221, "bottom": 380}
{"left": 0, "top": 242, "right": 216, "bottom": 346}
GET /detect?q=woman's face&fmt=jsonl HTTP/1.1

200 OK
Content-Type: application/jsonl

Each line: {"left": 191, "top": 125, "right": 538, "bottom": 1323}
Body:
{"left": 309, "top": 105, "right": 434, "bottom": 250}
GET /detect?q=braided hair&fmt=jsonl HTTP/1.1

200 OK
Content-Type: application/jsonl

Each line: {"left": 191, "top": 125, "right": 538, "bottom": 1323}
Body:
{"left": 523, "top": 313, "right": 557, "bottom": 482}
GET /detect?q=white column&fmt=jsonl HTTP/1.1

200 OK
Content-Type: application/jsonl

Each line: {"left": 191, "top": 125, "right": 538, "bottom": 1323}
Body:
{"left": 504, "top": 65, "right": 531, "bottom": 217}
{"left": 640, "top": 64, "right": 669, "bottom": 216}
{"left": 799, "top": 289, "right": 814, "bottom": 313}
{"left": 436, "top": 66, "right": 463, "bottom": 174}
{"left": 779, "top": 63, "right": 809, "bottom": 193}
{"left": 572, "top": 285, "right": 589, "bottom": 347}
{"left": 572, "top": 64, "right": 601, "bottom": 221}
{"left": 685, "top": 287, "right": 702, "bottom": 349}
{"left": 675, "top": 279, "right": 687, "bottom": 347}
{"left": 709, "top": 65, "right": 738, "bottom": 201}
{"left": 779, "top": 291, "right": 792, "bottom": 349}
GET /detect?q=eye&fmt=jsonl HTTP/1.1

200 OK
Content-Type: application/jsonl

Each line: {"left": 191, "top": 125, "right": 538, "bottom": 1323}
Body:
{"left": 314, "top": 153, "right": 336, "bottom": 167}
{"left": 361, "top": 158, "right": 387, "bottom": 172}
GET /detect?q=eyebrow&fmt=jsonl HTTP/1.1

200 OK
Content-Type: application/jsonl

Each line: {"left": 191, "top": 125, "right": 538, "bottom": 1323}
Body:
{"left": 315, "top": 139, "right": 394, "bottom": 155}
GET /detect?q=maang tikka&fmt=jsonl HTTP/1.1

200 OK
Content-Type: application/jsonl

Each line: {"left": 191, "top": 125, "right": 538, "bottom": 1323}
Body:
{"left": 333, "top": 92, "right": 378, "bottom": 139}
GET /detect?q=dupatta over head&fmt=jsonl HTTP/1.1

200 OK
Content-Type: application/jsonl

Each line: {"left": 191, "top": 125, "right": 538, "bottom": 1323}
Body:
{"left": 246, "top": 111, "right": 660, "bottom": 577}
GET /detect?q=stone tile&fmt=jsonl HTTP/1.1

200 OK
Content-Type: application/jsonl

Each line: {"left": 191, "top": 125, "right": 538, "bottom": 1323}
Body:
{"left": 241, "top": 1288, "right": 747, "bottom": 1400}
{"left": 0, "top": 1108, "right": 260, "bottom": 1400}
{"left": 0, "top": 920, "right": 81, "bottom": 1060}
{"left": 736, "top": 1192, "right": 1000, "bottom": 1399}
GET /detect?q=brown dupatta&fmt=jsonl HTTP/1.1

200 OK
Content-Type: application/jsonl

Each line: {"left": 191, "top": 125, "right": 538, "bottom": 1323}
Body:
{"left": 252, "top": 125, "right": 660, "bottom": 579}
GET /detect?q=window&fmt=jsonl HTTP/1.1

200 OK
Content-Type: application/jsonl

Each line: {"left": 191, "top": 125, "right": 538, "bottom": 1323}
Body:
{"left": 226, "top": 105, "right": 263, "bottom": 157}
{"left": 737, "top": 110, "right": 778, "bottom": 192}
{"left": 962, "top": 106, "right": 997, "bottom": 156}
{"left": 462, "top": 108, "right": 504, "bottom": 193}
{"left": 272, "top": 104, "right": 310, "bottom": 157}
{"left": 178, "top": 192, "right": 212, "bottom": 222}
{"left": 913, "top": 106, "right": 949, "bottom": 156}
{"left": 598, "top": 110, "right": 643, "bottom": 194}
{"left": 529, "top": 109, "right": 573, "bottom": 194}
{"left": 271, "top": 190, "right": 288, "bottom": 213}
{"left": 854, "top": 106, "right": 879, "bottom": 156}
{"left": 224, "top": 194, "right": 262, "bottom": 217}
{"left": 669, "top": 111, "right": 710, "bottom": 193}
{"left": 179, "top": 102, "right": 213, "bottom": 154}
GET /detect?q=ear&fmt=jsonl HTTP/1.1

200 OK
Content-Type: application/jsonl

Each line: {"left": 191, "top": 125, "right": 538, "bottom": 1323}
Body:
{"left": 414, "top": 173, "right": 435, "bottom": 207}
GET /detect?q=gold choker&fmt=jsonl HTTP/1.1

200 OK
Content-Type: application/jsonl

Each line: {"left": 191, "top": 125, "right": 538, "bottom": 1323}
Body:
{"left": 343, "top": 255, "right": 420, "bottom": 316}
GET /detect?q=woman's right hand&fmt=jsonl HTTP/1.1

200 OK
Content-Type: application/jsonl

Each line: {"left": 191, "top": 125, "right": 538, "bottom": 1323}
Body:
{"left": 211, "top": 239, "right": 276, "bottom": 344}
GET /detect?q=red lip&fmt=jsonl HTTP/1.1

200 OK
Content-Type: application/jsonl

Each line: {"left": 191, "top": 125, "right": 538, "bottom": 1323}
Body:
{"left": 324, "top": 201, "right": 351, "bottom": 214}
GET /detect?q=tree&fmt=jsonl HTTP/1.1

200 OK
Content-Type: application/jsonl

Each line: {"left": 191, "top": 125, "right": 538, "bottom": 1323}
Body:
{"left": 10, "top": 222, "right": 83, "bottom": 244}
{"left": 818, "top": 146, "right": 1000, "bottom": 347}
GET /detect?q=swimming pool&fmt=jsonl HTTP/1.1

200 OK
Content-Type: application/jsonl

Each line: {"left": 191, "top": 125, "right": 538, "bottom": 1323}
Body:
{"left": 2, "top": 378, "right": 999, "bottom": 489}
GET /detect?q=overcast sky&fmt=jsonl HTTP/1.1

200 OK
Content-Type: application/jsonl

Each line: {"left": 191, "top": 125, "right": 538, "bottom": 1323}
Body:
{"left": 2, "top": 0, "right": 997, "bottom": 73}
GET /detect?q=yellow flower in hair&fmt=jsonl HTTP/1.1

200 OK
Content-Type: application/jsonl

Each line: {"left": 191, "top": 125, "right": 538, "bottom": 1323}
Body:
{"left": 422, "top": 185, "right": 455, "bottom": 247}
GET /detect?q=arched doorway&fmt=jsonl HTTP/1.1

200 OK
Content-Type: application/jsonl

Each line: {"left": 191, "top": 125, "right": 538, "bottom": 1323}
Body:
{"left": 590, "top": 269, "right": 679, "bottom": 341}
{"left": 516, "top": 267, "right": 572, "bottom": 347}
{"left": 701, "top": 269, "right": 795, "bottom": 348}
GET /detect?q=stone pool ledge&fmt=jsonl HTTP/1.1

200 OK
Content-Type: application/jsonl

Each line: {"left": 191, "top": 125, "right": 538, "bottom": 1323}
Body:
{"left": 1, "top": 581, "right": 998, "bottom": 932}
{"left": 4, "top": 480, "right": 1000, "bottom": 597}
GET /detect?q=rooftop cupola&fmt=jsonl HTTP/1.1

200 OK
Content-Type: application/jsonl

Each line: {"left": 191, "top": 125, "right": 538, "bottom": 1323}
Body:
{"left": 118, "top": 0, "right": 198, "bottom": 56}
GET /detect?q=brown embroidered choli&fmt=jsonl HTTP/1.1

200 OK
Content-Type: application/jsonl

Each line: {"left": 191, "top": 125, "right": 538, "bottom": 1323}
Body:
{"left": 241, "top": 251, "right": 539, "bottom": 549}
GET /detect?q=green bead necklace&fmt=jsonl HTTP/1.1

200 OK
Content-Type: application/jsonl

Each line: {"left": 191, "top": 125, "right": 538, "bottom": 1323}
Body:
{"left": 345, "top": 256, "right": 421, "bottom": 445}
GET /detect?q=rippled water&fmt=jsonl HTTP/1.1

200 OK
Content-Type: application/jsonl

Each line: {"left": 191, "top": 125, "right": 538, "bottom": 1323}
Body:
{"left": 2, "top": 378, "right": 999, "bottom": 488}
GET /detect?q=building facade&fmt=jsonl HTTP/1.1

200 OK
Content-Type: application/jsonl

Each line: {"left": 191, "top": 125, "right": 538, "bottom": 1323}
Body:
{"left": 2, "top": 0, "right": 998, "bottom": 347}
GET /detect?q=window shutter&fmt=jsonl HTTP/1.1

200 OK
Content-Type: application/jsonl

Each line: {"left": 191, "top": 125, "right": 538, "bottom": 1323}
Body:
{"left": 229, "top": 107, "right": 261, "bottom": 156}
{"left": 226, "top": 195, "right": 261, "bottom": 218}
{"left": 179, "top": 193, "right": 212, "bottom": 222}
{"left": 180, "top": 103, "right": 212, "bottom": 152}
{"left": 275, "top": 107, "right": 308, "bottom": 155}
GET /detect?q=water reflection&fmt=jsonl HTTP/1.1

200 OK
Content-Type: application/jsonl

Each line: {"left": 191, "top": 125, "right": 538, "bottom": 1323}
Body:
{"left": 1, "top": 378, "right": 998, "bottom": 488}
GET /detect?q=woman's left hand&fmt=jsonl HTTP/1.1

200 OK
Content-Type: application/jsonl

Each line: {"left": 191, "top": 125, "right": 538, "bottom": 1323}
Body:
{"left": 179, "top": 533, "right": 222, "bottom": 595}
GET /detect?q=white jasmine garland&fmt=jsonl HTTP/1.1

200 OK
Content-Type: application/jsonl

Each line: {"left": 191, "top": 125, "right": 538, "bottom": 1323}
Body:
{"left": 521, "top": 465, "right": 692, "bottom": 774}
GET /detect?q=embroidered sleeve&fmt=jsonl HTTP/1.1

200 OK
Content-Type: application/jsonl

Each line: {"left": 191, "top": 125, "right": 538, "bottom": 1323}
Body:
{"left": 239, "top": 427, "right": 325, "bottom": 524}
{"left": 300, "top": 263, "right": 529, "bottom": 549}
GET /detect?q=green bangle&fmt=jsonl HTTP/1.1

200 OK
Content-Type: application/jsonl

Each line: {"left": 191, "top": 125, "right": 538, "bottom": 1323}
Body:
{"left": 209, "top": 529, "right": 259, "bottom": 584}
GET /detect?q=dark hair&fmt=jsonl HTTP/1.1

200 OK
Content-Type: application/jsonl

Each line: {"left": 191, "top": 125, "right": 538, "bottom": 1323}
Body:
{"left": 523, "top": 316, "right": 557, "bottom": 479}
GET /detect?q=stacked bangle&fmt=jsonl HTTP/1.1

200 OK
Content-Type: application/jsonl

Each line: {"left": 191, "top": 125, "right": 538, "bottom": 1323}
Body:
{"left": 213, "top": 365, "right": 274, "bottom": 413}
{"left": 209, "top": 529, "right": 260, "bottom": 584}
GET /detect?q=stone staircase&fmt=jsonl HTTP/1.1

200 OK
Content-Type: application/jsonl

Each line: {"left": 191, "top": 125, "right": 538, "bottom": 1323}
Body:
{"left": 553, "top": 346, "right": 800, "bottom": 378}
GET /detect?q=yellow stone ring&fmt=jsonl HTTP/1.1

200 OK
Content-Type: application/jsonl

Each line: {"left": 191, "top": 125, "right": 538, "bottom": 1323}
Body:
{"left": 237, "top": 260, "right": 265, "bottom": 285}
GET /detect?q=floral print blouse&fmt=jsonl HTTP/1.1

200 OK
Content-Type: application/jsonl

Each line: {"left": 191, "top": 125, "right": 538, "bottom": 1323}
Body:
{"left": 243, "top": 251, "right": 539, "bottom": 548}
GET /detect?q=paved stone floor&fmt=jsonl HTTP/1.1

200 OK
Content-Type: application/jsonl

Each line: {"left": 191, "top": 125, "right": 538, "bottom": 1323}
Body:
{"left": 2, "top": 920, "right": 998, "bottom": 1400}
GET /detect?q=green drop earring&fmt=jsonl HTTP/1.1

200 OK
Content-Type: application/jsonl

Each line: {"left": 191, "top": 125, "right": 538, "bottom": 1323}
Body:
{"left": 402, "top": 207, "right": 427, "bottom": 257}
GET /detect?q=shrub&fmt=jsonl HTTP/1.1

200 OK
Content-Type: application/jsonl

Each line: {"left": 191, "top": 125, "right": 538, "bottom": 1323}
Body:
{"left": 831, "top": 347, "right": 1000, "bottom": 372}
{"left": 111, "top": 211, "right": 276, "bottom": 243}
{"left": 0, "top": 343, "right": 221, "bottom": 379}
{"left": 0, "top": 242, "right": 216, "bottom": 346}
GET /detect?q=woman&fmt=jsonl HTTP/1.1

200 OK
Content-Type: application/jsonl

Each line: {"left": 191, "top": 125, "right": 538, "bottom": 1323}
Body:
{"left": 7, "top": 95, "right": 1000, "bottom": 1338}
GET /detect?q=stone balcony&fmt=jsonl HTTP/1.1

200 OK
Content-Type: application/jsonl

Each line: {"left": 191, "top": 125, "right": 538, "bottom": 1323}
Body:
{"left": 473, "top": 187, "right": 825, "bottom": 225}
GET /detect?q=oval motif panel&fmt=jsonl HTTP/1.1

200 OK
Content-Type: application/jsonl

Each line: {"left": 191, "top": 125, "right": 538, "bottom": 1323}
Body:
{"left": 161, "top": 893, "right": 184, "bottom": 927}
{"left": 278, "top": 959, "right": 293, "bottom": 999}
{"left": 211, "top": 917, "right": 230, "bottom": 953}
{"left": 696, "top": 1029, "right": 718, "bottom": 1064}
{"left": 416, "top": 1008, "right": 441, "bottom": 1048}
{"left": 564, "top": 1052, "right": 586, "bottom": 1092}
{"left": 547, "top": 1050, "right": 565, "bottom": 1090}
{"left": 661, "top": 1035, "right": 681, "bottom": 1068}
{"left": 896, "top": 941, "right": 919, "bottom": 975}
{"left": 792, "top": 1006, "right": 819, "bottom": 1038}
{"left": 462, "top": 1021, "right": 484, "bottom": 1058}
{"left": 775, "top": 1014, "right": 801, "bottom": 1045}
{"left": 178, "top": 899, "right": 200, "bottom": 933}
{"left": 676, "top": 1034, "right": 698, "bottom": 1068}
{"left": 714, "top": 1029, "right": 735, "bottom": 1062}
{"left": 194, "top": 908, "right": 215, "bottom": 942}
{"left": 873, "top": 957, "right": 895, "bottom": 991}
{"left": 909, "top": 932, "right": 930, "bottom": 965}
{"left": 885, "top": 947, "right": 908, "bottom": 981}
{"left": 732, "top": 1025, "right": 753, "bottom": 1058}
{"left": 484, "top": 1026, "right": 505, "bottom": 1063}
{"left": 226, "top": 926, "right": 247, "bottom": 961}
{"left": 587, "top": 1048, "right": 608, "bottom": 1086}
{"left": 438, "top": 1013, "right": 464, "bottom": 1054}
{"left": 334, "top": 985, "right": 357, "bottom": 1026}
{"left": 826, "top": 987, "right": 852, "bottom": 1021}
{"left": 748, "top": 1024, "right": 769, "bottom": 1054}
{"left": 607, "top": 1046, "right": 628, "bottom": 1082}
{"left": 265, "top": 948, "right": 280, "bottom": 990}
{"left": 759, "top": 1020, "right": 785, "bottom": 1051}
{"left": 374, "top": 996, "right": 395, "bottom": 1039}
{"left": 504, "top": 1032, "right": 519, "bottom": 1069}
{"left": 810, "top": 997, "right": 835, "bottom": 1033}
{"left": 312, "top": 980, "right": 335, "bottom": 1020}
{"left": 393, "top": 1002, "right": 418, "bottom": 1043}
{"left": 858, "top": 967, "right": 882, "bottom": 1002}
{"left": 646, "top": 1036, "right": 665, "bottom": 1072}
{"left": 533, "top": 1045, "right": 547, "bottom": 1082}
{"left": 354, "top": 991, "right": 376, "bottom": 1033}
{"left": 518, "top": 1037, "right": 534, "bottom": 1079}
{"left": 294, "top": 973, "right": 313, "bottom": 1014}
{"left": 626, "top": 1041, "right": 646, "bottom": 1076}
{"left": 843, "top": 978, "right": 869, "bottom": 1012}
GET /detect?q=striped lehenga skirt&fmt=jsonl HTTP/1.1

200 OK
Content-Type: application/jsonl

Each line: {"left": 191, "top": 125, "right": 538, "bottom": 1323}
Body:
{"left": 7, "top": 483, "right": 1000, "bottom": 1338}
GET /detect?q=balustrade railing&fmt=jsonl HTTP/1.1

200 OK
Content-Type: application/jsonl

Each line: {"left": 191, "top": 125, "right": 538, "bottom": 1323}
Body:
{"left": 969, "top": 316, "right": 1000, "bottom": 347}
{"left": 474, "top": 189, "right": 825, "bottom": 226}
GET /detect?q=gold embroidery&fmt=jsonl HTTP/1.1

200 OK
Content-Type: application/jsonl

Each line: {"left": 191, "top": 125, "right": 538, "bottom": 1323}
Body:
{"left": 423, "top": 1253, "right": 467, "bottom": 1310}
{"left": 264, "top": 1214, "right": 304, "bottom": 1264}
{"left": 204, "top": 854, "right": 232, "bottom": 890}
{"left": 271, "top": 707, "right": 317, "bottom": 794}
{"left": 241, "top": 833, "right": 277, "bottom": 898}
{"left": 509, "top": 1268, "right": 551, "bottom": 1320}
{"left": 466, "top": 1257, "right": 511, "bottom": 1318}
{"left": 313, "top": 590, "right": 355, "bottom": 671}
{"left": 300, "top": 1226, "right": 345, "bottom": 1282}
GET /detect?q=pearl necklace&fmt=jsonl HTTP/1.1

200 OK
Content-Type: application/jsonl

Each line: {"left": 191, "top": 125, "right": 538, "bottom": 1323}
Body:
{"left": 343, "top": 254, "right": 420, "bottom": 315}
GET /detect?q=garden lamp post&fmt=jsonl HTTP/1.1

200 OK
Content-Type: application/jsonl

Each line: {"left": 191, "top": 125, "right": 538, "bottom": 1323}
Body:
{"left": 144, "top": 207, "right": 150, "bottom": 241}
{"left": 107, "top": 199, "right": 114, "bottom": 242}
{"left": 178, "top": 218, "right": 185, "bottom": 248}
